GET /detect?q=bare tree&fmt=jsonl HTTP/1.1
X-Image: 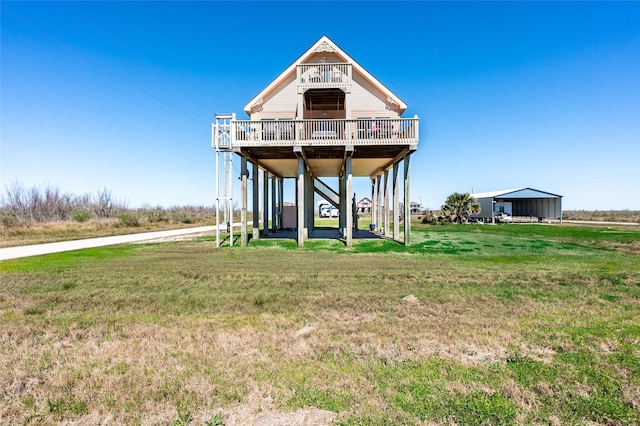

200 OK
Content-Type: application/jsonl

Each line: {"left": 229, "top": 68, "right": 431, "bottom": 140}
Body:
{"left": 2, "top": 181, "right": 28, "bottom": 219}
{"left": 93, "top": 188, "right": 115, "bottom": 218}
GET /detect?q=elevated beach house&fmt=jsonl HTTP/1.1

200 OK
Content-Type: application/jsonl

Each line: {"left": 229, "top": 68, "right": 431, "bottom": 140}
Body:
{"left": 213, "top": 36, "right": 419, "bottom": 246}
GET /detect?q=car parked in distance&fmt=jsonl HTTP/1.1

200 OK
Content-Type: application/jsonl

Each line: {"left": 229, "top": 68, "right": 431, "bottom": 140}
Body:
{"left": 495, "top": 213, "right": 513, "bottom": 223}
{"left": 466, "top": 218, "right": 484, "bottom": 224}
{"left": 319, "top": 204, "right": 331, "bottom": 218}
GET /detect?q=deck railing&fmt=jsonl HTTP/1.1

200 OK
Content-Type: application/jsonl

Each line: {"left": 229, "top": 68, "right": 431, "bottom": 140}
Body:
{"left": 297, "top": 63, "right": 352, "bottom": 89}
{"left": 230, "top": 118, "right": 419, "bottom": 147}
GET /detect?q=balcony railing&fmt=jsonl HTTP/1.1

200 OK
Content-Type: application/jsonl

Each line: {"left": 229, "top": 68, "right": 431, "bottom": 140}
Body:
{"left": 297, "top": 63, "right": 352, "bottom": 89}
{"left": 230, "top": 118, "right": 419, "bottom": 147}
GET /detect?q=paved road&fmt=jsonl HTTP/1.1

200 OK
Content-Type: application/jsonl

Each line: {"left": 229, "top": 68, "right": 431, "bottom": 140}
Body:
{"left": 0, "top": 226, "right": 218, "bottom": 261}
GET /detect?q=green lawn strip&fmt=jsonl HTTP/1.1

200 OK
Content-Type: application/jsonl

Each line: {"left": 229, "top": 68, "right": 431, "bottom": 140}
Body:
{"left": 416, "top": 223, "right": 640, "bottom": 252}
{"left": 0, "top": 243, "right": 151, "bottom": 272}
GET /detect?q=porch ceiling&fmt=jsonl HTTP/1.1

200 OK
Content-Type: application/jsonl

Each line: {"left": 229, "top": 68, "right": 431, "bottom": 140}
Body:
{"left": 239, "top": 145, "right": 411, "bottom": 178}
{"left": 305, "top": 88, "right": 345, "bottom": 110}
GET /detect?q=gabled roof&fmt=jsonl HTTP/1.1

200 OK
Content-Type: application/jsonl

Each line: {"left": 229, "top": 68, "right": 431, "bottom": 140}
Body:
{"left": 472, "top": 188, "right": 563, "bottom": 199}
{"left": 244, "top": 35, "right": 408, "bottom": 115}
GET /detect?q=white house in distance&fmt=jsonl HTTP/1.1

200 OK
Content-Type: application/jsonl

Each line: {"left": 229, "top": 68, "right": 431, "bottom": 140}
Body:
{"left": 213, "top": 35, "right": 420, "bottom": 247}
{"left": 357, "top": 197, "right": 372, "bottom": 213}
{"left": 410, "top": 201, "right": 424, "bottom": 214}
{"left": 470, "top": 188, "right": 563, "bottom": 223}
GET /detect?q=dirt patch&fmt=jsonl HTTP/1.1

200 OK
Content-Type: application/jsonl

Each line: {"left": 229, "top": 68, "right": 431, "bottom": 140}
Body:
{"left": 224, "top": 406, "right": 337, "bottom": 425}
{"left": 402, "top": 294, "right": 420, "bottom": 304}
{"left": 151, "top": 389, "right": 337, "bottom": 426}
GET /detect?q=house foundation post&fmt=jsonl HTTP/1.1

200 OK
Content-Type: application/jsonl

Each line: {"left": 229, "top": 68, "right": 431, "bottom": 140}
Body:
{"left": 352, "top": 192, "right": 358, "bottom": 231}
{"left": 383, "top": 171, "right": 389, "bottom": 236}
{"left": 339, "top": 174, "right": 346, "bottom": 233}
{"left": 278, "top": 178, "right": 284, "bottom": 229}
{"left": 371, "top": 178, "right": 377, "bottom": 232}
{"left": 241, "top": 156, "right": 248, "bottom": 247}
{"left": 404, "top": 153, "right": 411, "bottom": 246}
{"left": 252, "top": 162, "right": 260, "bottom": 240}
{"left": 376, "top": 175, "right": 382, "bottom": 234}
{"left": 392, "top": 162, "right": 399, "bottom": 241}
{"left": 345, "top": 149, "right": 353, "bottom": 246}
{"left": 296, "top": 154, "right": 305, "bottom": 246}
{"left": 263, "top": 170, "right": 269, "bottom": 235}
{"left": 310, "top": 173, "right": 314, "bottom": 235}
{"left": 271, "top": 175, "right": 277, "bottom": 232}
{"left": 306, "top": 168, "right": 313, "bottom": 236}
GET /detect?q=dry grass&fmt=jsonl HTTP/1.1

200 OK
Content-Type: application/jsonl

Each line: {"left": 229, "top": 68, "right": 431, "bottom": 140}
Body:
{"left": 1, "top": 226, "right": 639, "bottom": 424}
{"left": 563, "top": 210, "right": 640, "bottom": 223}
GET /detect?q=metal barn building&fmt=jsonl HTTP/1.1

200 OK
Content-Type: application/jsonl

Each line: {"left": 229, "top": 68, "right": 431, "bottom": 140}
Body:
{"left": 471, "top": 188, "right": 563, "bottom": 223}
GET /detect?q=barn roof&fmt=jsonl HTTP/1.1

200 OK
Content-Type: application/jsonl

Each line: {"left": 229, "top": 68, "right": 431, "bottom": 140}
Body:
{"left": 471, "top": 188, "right": 562, "bottom": 199}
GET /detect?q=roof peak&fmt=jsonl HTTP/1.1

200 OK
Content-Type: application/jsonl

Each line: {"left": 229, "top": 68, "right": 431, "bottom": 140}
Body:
{"left": 244, "top": 36, "right": 407, "bottom": 115}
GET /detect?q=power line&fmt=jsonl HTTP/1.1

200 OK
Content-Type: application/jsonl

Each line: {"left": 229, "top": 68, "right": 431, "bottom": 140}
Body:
{"left": 62, "top": 1, "right": 216, "bottom": 115}
{"left": 1, "top": 7, "right": 210, "bottom": 127}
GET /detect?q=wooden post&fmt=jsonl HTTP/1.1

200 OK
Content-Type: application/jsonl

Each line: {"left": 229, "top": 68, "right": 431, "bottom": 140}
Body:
{"left": 345, "top": 153, "right": 353, "bottom": 246}
{"left": 393, "top": 162, "right": 399, "bottom": 241}
{"left": 376, "top": 175, "right": 382, "bottom": 234}
{"left": 252, "top": 162, "right": 259, "bottom": 240}
{"left": 271, "top": 175, "right": 277, "bottom": 232}
{"left": 371, "top": 178, "right": 377, "bottom": 231}
{"left": 297, "top": 155, "right": 305, "bottom": 246}
{"left": 306, "top": 168, "right": 313, "bottom": 236}
{"left": 383, "top": 169, "right": 389, "bottom": 236}
{"left": 241, "top": 156, "right": 248, "bottom": 247}
{"left": 263, "top": 170, "right": 269, "bottom": 235}
{"left": 404, "top": 153, "right": 411, "bottom": 246}
{"left": 278, "top": 178, "right": 284, "bottom": 229}
{"left": 339, "top": 174, "right": 346, "bottom": 232}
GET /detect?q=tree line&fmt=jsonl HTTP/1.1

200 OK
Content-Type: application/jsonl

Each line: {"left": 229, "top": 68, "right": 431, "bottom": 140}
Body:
{"left": 0, "top": 182, "right": 216, "bottom": 226}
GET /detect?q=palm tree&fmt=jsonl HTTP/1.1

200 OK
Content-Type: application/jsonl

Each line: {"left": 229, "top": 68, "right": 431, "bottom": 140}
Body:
{"left": 441, "top": 192, "right": 481, "bottom": 224}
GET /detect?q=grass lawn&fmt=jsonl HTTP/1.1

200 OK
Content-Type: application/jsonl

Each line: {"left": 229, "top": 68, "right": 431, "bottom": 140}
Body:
{"left": 1, "top": 224, "right": 639, "bottom": 425}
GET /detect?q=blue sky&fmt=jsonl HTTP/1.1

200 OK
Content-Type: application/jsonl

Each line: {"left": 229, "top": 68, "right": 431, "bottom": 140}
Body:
{"left": 1, "top": 1, "right": 639, "bottom": 210}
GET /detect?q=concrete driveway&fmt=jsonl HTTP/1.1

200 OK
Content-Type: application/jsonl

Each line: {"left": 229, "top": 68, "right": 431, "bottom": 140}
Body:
{"left": 0, "top": 226, "right": 218, "bottom": 261}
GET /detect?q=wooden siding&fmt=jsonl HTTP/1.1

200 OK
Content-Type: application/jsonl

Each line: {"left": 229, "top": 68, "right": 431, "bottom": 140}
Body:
{"left": 250, "top": 74, "right": 298, "bottom": 116}
{"left": 351, "top": 72, "right": 400, "bottom": 113}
